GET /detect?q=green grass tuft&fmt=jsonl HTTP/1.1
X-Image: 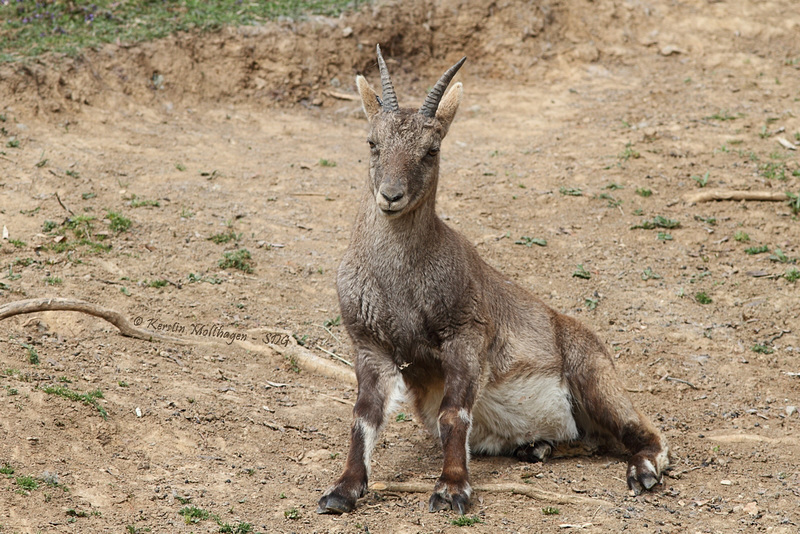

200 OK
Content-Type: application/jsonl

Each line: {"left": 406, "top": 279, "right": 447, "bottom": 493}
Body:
{"left": 1, "top": 0, "right": 358, "bottom": 62}
{"left": 219, "top": 248, "right": 254, "bottom": 273}
{"left": 42, "top": 385, "right": 107, "bottom": 419}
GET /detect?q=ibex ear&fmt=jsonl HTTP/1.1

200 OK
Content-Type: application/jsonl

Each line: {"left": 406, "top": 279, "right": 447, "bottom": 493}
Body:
{"left": 356, "top": 75, "right": 382, "bottom": 120}
{"left": 435, "top": 82, "right": 462, "bottom": 136}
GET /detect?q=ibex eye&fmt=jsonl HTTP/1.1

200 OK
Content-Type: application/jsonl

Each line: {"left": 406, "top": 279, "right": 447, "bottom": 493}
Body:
{"left": 428, "top": 147, "right": 440, "bottom": 156}
{"left": 368, "top": 141, "right": 377, "bottom": 150}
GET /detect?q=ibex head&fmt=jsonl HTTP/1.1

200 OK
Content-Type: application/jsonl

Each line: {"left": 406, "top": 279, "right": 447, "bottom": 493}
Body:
{"left": 356, "top": 45, "right": 466, "bottom": 217}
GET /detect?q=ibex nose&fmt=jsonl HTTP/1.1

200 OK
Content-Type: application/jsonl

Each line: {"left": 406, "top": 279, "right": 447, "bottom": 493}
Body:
{"left": 380, "top": 187, "right": 404, "bottom": 203}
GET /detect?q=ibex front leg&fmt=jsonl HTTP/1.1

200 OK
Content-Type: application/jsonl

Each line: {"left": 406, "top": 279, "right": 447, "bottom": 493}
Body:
{"left": 429, "top": 342, "right": 480, "bottom": 515}
{"left": 317, "top": 351, "right": 399, "bottom": 514}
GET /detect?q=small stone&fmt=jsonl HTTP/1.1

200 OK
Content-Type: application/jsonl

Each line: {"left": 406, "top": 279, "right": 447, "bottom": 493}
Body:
{"left": 786, "top": 406, "right": 797, "bottom": 416}
{"left": 742, "top": 501, "right": 758, "bottom": 515}
{"left": 720, "top": 479, "right": 732, "bottom": 485}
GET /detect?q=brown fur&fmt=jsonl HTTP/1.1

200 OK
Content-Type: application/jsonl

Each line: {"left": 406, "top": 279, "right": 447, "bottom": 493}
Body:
{"left": 317, "top": 49, "right": 669, "bottom": 516}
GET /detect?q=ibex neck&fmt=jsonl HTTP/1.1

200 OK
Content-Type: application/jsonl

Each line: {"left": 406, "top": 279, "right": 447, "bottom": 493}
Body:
{"left": 358, "top": 194, "right": 442, "bottom": 252}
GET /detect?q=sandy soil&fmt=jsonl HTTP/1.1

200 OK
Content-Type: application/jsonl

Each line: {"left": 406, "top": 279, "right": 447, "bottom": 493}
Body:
{"left": 1, "top": 0, "right": 799, "bottom": 532}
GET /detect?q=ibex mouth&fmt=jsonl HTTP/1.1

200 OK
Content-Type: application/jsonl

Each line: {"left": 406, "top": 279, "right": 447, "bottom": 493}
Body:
{"left": 376, "top": 194, "right": 409, "bottom": 216}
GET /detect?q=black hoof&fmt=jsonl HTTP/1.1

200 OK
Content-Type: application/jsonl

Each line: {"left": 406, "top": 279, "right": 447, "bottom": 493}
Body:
{"left": 317, "top": 493, "right": 355, "bottom": 515}
{"left": 514, "top": 441, "right": 552, "bottom": 463}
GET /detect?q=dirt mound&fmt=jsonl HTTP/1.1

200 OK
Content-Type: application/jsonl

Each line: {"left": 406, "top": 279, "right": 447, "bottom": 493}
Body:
{"left": 4, "top": 0, "right": 798, "bottom": 118}
{"left": 1, "top": 0, "right": 627, "bottom": 116}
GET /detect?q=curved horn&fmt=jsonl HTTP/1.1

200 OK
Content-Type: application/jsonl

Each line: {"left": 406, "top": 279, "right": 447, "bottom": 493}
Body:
{"left": 419, "top": 56, "right": 467, "bottom": 118}
{"left": 376, "top": 44, "right": 399, "bottom": 112}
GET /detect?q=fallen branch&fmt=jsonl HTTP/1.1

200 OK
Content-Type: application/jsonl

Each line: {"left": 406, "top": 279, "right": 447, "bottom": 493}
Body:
{"left": 369, "top": 481, "right": 610, "bottom": 507}
{"left": 705, "top": 434, "right": 799, "bottom": 445}
{"left": 685, "top": 190, "right": 789, "bottom": 204}
{"left": 0, "top": 297, "right": 184, "bottom": 343}
{"left": 0, "top": 297, "right": 358, "bottom": 385}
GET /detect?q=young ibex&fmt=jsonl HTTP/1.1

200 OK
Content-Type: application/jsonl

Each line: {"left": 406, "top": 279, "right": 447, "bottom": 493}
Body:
{"left": 317, "top": 46, "right": 669, "bottom": 515}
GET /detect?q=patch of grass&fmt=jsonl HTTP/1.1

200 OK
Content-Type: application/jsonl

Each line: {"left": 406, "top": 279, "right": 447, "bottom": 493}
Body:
{"left": 218, "top": 522, "right": 253, "bottom": 534}
{"left": 175, "top": 163, "right": 187, "bottom": 171}
{"left": 0, "top": 464, "right": 14, "bottom": 475}
{"left": 22, "top": 343, "right": 39, "bottom": 365}
{"left": 9, "top": 238, "right": 26, "bottom": 248}
{"left": 785, "top": 268, "right": 800, "bottom": 283}
{"left": 572, "top": 264, "right": 591, "bottom": 280}
{"left": 129, "top": 195, "right": 160, "bottom": 208}
{"left": 179, "top": 506, "right": 211, "bottom": 524}
{"left": 631, "top": 215, "right": 680, "bottom": 230}
{"left": 45, "top": 276, "right": 63, "bottom": 285}
{"left": 751, "top": 344, "right": 774, "bottom": 354}
{"left": 585, "top": 297, "right": 599, "bottom": 310}
{"left": 41, "top": 385, "right": 107, "bottom": 419}
{"left": 66, "top": 215, "right": 95, "bottom": 239}
{"left": 450, "top": 515, "right": 483, "bottom": 526}
{"left": 597, "top": 192, "right": 621, "bottom": 207}
{"left": 284, "top": 507, "right": 301, "bottom": 520}
{"left": 146, "top": 279, "right": 169, "bottom": 288}
{"left": 324, "top": 315, "right": 341, "bottom": 327}
{"left": 734, "top": 231, "right": 750, "bottom": 242}
{"left": 694, "top": 215, "right": 716, "bottom": 226}
{"left": 6, "top": 138, "right": 20, "bottom": 148}
{"left": 395, "top": 412, "right": 410, "bottom": 422}
{"left": 218, "top": 248, "right": 254, "bottom": 273}
{"left": 769, "top": 248, "right": 792, "bottom": 263}
{"left": 692, "top": 171, "right": 710, "bottom": 187}
{"left": 604, "top": 182, "right": 624, "bottom": 190}
{"left": 787, "top": 192, "right": 800, "bottom": 215}
{"left": 657, "top": 232, "right": 673, "bottom": 241}
{"left": 15, "top": 475, "right": 39, "bottom": 492}
{"left": 641, "top": 268, "right": 662, "bottom": 280}
{"left": 542, "top": 506, "right": 560, "bottom": 515}
{"left": 705, "top": 110, "right": 741, "bottom": 121}
{"left": 744, "top": 245, "right": 769, "bottom": 255}
{"left": 319, "top": 159, "right": 337, "bottom": 167}
{"left": 694, "top": 292, "right": 712, "bottom": 305}
{"left": 515, "top": 236, "right": 547, "bottom": 247}
{"left": 106, "top": 210, "right": 132, "bottom": 233}
{"left": 209, "top": 230, "right": 241, "bottom": 244}
{"left": 559, "top": 186, "right": 583, "bottom": 196}
{"left": 618, "top": 142, "right": 640, "bottom": 162}
{"left": 758, "top": 161, "right": 786, "bottom": 180}
{"left": 1, "top": 1, "right": 358, "bottom": 62}
{"left": 42, "top": 220, "right": 58, "bottom": 233}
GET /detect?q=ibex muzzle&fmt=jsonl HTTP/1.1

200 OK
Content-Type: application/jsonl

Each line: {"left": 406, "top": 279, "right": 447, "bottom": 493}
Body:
{"left": 317, "top": 45, "right": 670, "bottom": 516}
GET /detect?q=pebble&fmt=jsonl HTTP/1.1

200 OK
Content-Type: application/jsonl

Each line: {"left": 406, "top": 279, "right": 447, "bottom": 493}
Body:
{"left": 786, "top": 406, "right": 797, "bottom": 416}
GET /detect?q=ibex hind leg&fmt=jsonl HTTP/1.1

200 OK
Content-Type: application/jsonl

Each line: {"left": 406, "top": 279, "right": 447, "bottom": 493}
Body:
{"left": 570, "top": 353, "right": 669, "bottom": 494}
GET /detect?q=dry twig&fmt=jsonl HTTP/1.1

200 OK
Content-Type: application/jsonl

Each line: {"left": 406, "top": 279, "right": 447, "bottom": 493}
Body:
{"left": 685, "top": 190, "right": 789, "bottom": 204}
{"left": 369, "top": 481, "right": 610, "bottom": 507}
{"left": 0, "top": 297, "right": 184, "bottom": 343}
{"left": 0, "top": 297, "right": 358, "bottom": 385}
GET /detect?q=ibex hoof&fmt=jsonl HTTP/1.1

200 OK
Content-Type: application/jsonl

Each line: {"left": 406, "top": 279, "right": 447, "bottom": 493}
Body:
{"left": 316, "top": 493, "right": 356, "bottom": 515}
{"left": 514, "top": 441, "right": 553, "bottom": 463}
{"left": 626, "top": 453, "right": 664, "bottom": 495}
{"left": 428, "top": 482, "right": 471, "bottom": 514}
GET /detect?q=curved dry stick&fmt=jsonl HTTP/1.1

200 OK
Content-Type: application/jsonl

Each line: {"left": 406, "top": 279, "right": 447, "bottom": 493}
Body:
{"left": 369, "top": 481, "right": 610, "bottom": 507}
{"left": 0, "top": 297, "right": 186, "bottom": 343}
{"left": 0, "top": 298, "right": 357, "bottom": 384}
{"left": 685, "top": 190, "right": 789, "bottom": 204}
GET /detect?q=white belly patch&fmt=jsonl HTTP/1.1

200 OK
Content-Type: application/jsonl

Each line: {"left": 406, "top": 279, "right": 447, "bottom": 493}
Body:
{"left": 469, "top": 374, "right": 579, "bottom": 455}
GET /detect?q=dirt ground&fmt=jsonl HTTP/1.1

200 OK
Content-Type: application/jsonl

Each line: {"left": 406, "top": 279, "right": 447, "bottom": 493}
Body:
{"left": 1, "top": 0, "right": 799, "bottom": 532}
